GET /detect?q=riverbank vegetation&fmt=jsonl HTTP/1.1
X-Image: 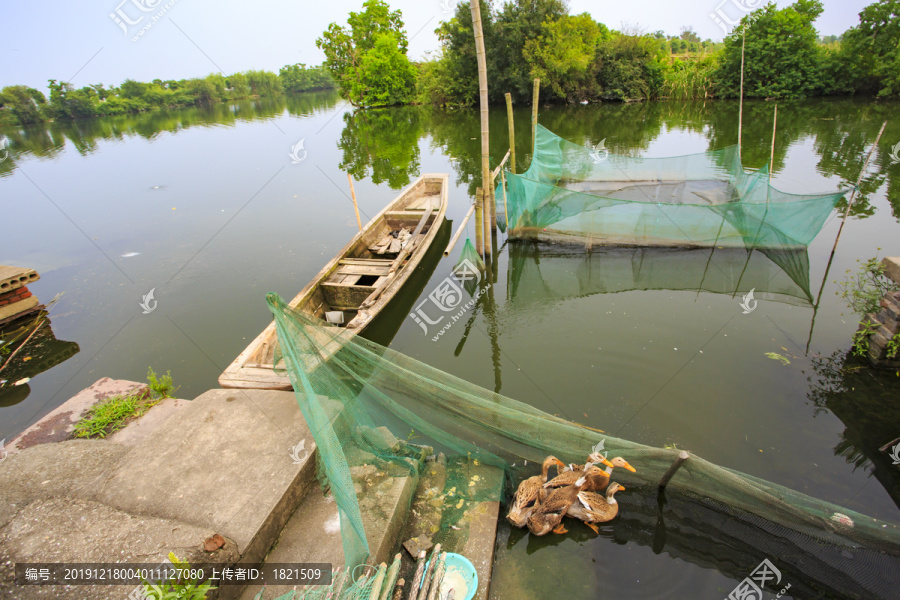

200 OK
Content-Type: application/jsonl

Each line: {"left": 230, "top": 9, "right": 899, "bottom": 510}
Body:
{"left": 3, "top": 0, "right": 900, "bottom": 124}
{"left": 0, "top": 64, "right": 333, "bottom": 127}
{"left": 316, "top": 0, "right": 900, "bottom": 108}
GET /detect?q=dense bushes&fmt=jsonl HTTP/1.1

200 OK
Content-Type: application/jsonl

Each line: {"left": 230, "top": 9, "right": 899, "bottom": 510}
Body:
{"left": 420, "top": 0, "right": 900, "bottom": 106}
{"left": 0, "top": 65, "right": 333, "bottom": 126}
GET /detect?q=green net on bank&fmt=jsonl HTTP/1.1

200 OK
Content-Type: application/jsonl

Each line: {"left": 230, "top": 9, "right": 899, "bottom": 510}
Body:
{"left": 495, "top": 125, "right": 850, "bottom": 248}
{"left": 267, "top": 291, "right": 900, "bottom": 599}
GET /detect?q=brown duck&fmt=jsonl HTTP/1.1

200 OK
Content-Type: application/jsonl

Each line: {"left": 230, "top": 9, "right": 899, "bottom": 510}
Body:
{"left": 526, "top": 467, "right": 600, "bottom": 536}
{"left": 506, "top": 456, "right": 566, "bottom": 528}
{"left": 543, "top": 453, "right": 615, "bottom": 490}
{"left": 567, "top": 482, "right": 626, "bottom": 533}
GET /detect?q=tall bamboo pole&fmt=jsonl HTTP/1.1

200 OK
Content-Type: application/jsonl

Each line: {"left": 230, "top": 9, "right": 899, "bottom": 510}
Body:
{"left": 471, "top": 0, "right": 493, "bottom": 250}
{"left": 347, "top": 173, "right": 363, "bottom": 231}
{"left": 505, "top": 93, "right": 516, "bottom": 174}
{"left": 738, "top": 32, "right": 745, "bottom": 159}
{"left": 768, "top": 105, "right": 777, "bottom": 186}
{"left": 532, "top": 79, "right": 540, "bottom": 151}
{"left": 807, "top": 120, "right": 887, "bottom": 352}
{"left": 475, "top": 187, "right": 484, "bottom": 256}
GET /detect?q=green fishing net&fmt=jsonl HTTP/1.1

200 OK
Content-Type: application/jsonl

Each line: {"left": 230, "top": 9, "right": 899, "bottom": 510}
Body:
{"left": 496, "top": 124, "right": 850, "bottom": 248}
{"left": 267, "top": 291, "right": 900, "bottom": 598}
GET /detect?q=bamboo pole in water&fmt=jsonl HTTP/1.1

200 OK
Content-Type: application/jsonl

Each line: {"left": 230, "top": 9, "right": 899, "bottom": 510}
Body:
{"left": 347, "top": 173, "right": 363, "bottom": 232}
{"left": 444, "top": 201, "right": 477, "bottom": 256}
{"left": 532, "top": 79, "right": 540, "bottom": 151}
{"left": 738, "top": 32, "right": 745, "bottom": 159}
{"left": 807, "top": 120, "right": 887, "bottom": 352}
{"left": 506, "top": 92, "right": 516, "bottom": 174}
{"left": 471, "top": 0, "right": 494, "bottom": 245}
{"left": 475, "top": 187, "right": 484, "bottom": 257}
{"left": 768, "top": 105, "right": 777, "bottom": 188}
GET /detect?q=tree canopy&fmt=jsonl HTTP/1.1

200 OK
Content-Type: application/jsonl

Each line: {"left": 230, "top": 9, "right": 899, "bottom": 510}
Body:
{"left": 316, "top": 0, "right": 415, "bottom": 107}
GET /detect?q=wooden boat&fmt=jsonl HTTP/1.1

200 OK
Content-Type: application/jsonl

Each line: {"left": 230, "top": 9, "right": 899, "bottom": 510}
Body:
{"left": 219, "top": 173, "right": 449, "bottom": 390}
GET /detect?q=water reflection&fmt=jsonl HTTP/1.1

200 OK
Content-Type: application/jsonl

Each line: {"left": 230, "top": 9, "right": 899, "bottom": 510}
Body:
{"left": 0, "top": 313, "right": 79, "bottom": 407}
{"left": 0, "top": 91, "right": 340, "bottom": 176}
{"left": 507, "top": 243, "right": 814, "bottom": 308}
{"left": 808, "top": 349, "right": 900, "bottom": 511}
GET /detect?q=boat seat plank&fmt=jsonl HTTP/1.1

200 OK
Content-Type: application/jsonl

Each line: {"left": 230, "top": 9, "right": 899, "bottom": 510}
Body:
{"left": 335, "top": 264, "right": 392, "bottom": 276}
{"left": 320, "top": 281, "right": 379, "bottom": 309}
{"left": 339, "top": 258, "right": 393, "bottom": 265}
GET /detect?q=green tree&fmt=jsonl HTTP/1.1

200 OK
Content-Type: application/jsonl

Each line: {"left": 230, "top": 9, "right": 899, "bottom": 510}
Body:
{"left": 836, "top": 0, "right": 900, "bottom": 96}
{"left": 595, "top": 33, "right": 667, "bottom": 100}
{"left": 316, "top": 0, "right": 411, "bottom": 106}
{"left": 714, "top": 0, "right": 827, "bottom": 99}
{"left": 524, "top": 14, "right": 605, "bottom": 102}
{"left": 491, "top": 0, "right": 568, "bottom": 102}
{"left": 0, "top": 86, "right": 47, "bottom": 124}
{"left": 351, "top": 33, "right": 417, "bottom": 106}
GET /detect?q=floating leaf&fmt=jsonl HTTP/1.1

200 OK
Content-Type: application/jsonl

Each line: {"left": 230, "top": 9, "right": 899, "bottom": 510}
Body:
{"left": 765, "top": 352, "right": 790, "bottom": 365}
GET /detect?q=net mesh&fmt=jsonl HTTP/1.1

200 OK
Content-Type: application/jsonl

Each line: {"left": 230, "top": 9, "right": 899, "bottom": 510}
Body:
{"left": 496, "top": 125, "right": 850, "bottom": 248}
{"left": 266, "top": 291, "right": 900, "bottom": 597}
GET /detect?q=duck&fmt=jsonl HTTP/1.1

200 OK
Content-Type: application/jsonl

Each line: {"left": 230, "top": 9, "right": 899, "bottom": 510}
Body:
{"left": 581, "top": 455, "right": 636, "bottom": 492}
{"left": 543, "top": 453, "right": 614, "bottom": 490}
{"left": 526, "top": 469, "right": 596, "bottom": 536}
{"left": 567, "top": 482, "right": 625, "bottom": 533}
{"left": 506, "top": 456, "right": 566, "bottom": 528}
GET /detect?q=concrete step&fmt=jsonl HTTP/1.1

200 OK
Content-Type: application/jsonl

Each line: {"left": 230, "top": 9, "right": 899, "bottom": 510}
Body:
{"left": 94, "top": 388, "right": 318, "bottom": 600}
{"left": 239, "top": 470, "right": 417, "bottom": 600}
{"left": 397, "top": 459, "right": 504, "bottom": 600}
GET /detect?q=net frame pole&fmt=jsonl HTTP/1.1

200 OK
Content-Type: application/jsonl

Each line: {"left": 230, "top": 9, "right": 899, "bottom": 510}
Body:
{"left": 475, "top": 187, "right": 484, "bottom": 257}
{"left": 506, "top": 92, "right": 517, "bottom": 175}
{"left": 444, "top": 201, "right": 477, "bottom": 256}
{"left": 347, "top": 173, "right": 363, "bottom": 232}
{"left": 737, "top": 32, "right": 745, "bottom": 159}
{"left": 807, "top": 120, "right": 887, "bottom": 352}
{"left": 768, "top": 104, "right": 777, "bottom": 198}
{"left": 532, "top": 78, "right": 540, "bottom": 152}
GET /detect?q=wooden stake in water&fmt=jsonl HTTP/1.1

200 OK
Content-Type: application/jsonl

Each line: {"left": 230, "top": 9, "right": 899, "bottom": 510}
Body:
{"left": 348, "top": 173, "right": 363, "bottom": 232}
{"left": 532, "top": 78, "right": 541, "bottom": 151}
{"left": 506, "top": 92, "right": 516, "bottom": 175}
{"left": 738, "top": 32, "right": 745, "bottom": 159}
{"left": 768, "top": 105, "right": 777, "bottom": 189}
{"left": 475, "top": 188, "right": 485, "bottom": 257}
{"left": 658, "top": 451, "right": 690, "bottom": 491}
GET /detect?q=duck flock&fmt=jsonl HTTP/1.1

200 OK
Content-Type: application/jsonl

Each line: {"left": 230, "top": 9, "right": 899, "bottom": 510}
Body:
{"left": 506, "top": 452, "right": 635, "bottom": 535}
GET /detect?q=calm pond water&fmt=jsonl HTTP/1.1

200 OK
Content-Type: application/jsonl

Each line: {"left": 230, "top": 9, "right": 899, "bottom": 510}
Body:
{"left": 2, "top": 93, "right": 899, "bottom": 598}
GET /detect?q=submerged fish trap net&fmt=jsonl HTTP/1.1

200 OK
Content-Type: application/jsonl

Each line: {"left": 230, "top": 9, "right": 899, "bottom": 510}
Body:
{"left": 267, "top": 292, "right": 899, "bottom": 599}
{"left": 496, "top": 125, "right": 850, "bottom": 249}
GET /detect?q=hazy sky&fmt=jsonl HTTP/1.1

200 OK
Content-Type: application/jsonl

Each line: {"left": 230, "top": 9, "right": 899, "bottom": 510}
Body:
{"left": 1, "top": 0, "right": 871, "bottom": 92}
